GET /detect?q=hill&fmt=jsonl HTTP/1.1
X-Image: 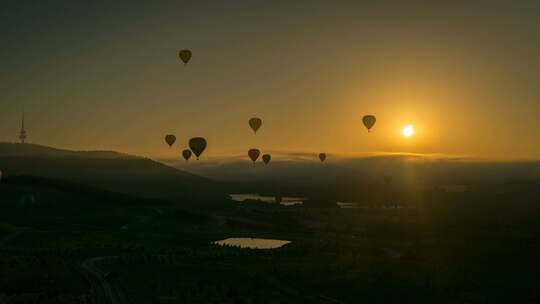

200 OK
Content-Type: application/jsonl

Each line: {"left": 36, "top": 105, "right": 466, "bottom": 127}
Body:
{"left": 166, "top": 154, "right": 540, "bottom": 201}
{"left": 0, "top": 143, "right": 224, "bottom": 202}
{"left": 170, "top": 154, "right": 540, "bottom": 185}
{"left": 0, "top": 175, "right": 213, "bottom": 229}
{"left": 0, "top": 142, "right": 130, "bottom": 158}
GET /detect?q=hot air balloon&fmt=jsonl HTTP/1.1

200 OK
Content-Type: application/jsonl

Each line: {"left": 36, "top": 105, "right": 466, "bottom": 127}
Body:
{"left": 248, "top": 149, "right": 260, "bottom": 163}
{"left": 189, "top": 137, "right": 207, "bottom": 160}
{"left": 319, "top": 153, "right": 327, "bottom": 162}
{"left": 165, "top": 135, "right": 176, "bottom": 148}
{"left": 182, "top": 149, "right": 192, "bottom": 161}
{"left": 262, "top": 154, "right": 271, "bottom": 165}
{"left": 249, "top": 118, "right": 262, "bottom": 133}
{"left": 362, "top": 115, "right": 376, "bottom": 132}
{"left": 178, "top": 49, "right": 192, "bottom": 65}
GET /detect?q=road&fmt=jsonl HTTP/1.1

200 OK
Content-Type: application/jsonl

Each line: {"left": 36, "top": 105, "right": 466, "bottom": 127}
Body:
{"left": 0, "top": 227, "right": 28, "bottom": 248}
{"left": 1, "top": 228, "right": 130, "bottom": 303}
{"left": 76, "top": 256, "right": 131, "bottom": 304}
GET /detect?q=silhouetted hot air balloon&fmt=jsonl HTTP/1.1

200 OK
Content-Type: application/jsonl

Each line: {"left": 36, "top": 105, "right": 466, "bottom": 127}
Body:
{"left": 384, "top": 175, "right": 393, "bottom": 185}
{"left": 189, "top": 137, "right": 207, "bottom": 160}
{"left": 165, "top": 135, "right": 176, "bottom": 148}
{"left": 363, "top": 115, "right": 376, "bottom": 132}
{"left": 319, "top": 153, "right": 327, "bottom": 162}
{"left": 178, "top": 49, "right": 192, "bottom": 65}
{"left": 182, "top": 149, "right": 192, "bottom": 161}
{"left": 248, "top": 149, "right": 260, "bottom": 163}
{"left": 262, "top": 154, "right": 271, "bottom": 165}
{"left": 249, "top": 118, "right": 262, "bottom": 133}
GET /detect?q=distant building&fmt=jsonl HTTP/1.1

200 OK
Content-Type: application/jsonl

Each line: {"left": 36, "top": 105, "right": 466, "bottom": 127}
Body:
{"left": 19, "top": 110, "right": 27, "bottom": 144}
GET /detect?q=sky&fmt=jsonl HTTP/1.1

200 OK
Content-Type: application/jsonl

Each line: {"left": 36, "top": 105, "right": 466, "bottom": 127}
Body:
{"left": 1, "top": 1, "right": 539, "bottom": 160}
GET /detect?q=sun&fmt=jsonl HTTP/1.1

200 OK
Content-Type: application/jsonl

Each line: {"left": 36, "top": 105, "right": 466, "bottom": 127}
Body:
{"left": 402, "top": 124, "right": 414, "bottom": 137}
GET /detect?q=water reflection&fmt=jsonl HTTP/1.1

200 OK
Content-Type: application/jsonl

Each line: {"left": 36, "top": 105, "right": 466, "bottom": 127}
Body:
{"left": 230, "top": 193, "right": 274, "bottom": 203}
{"left": 229, "top": 193, "right": 305, "bottom": 206}
{"left": 278, "top": 196, "right": 304, "bottom": 206}
{"left": 214, "top": 238, "right": 291, "bottom": 249}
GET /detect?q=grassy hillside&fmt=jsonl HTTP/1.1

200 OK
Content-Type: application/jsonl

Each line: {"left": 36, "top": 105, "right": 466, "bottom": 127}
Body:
{"left": 0, "top": 143, "right": 225, "bottom": 203}
{"left": 0, "top": 174, "right": 218, "bottom": 303}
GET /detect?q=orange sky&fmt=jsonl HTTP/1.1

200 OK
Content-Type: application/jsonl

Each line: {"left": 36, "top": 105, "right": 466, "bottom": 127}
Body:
{"left": 1, "top": 2, "right": 539, "bottom": 160}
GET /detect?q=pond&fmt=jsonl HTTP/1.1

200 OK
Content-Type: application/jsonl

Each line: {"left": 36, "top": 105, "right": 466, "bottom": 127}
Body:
{"left": 213, "top": 238, "right": 291, "bottom": 249}
{"left": 230, "top": 193, "right": 274, "bottom": 203}
{"left": 229, "top": 193, "right": 305, "bottom": 206}
{"left": 279, "top": 197, "right": 304, "bottom": 206}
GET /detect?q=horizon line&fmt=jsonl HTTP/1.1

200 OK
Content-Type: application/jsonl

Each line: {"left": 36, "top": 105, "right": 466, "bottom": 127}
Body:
{"left": 2, "top": 141, "right": 539, "bottom": 163}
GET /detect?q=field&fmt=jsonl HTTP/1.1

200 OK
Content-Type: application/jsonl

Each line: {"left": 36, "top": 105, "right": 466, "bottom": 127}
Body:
{"left": 2, "top": 172, "right": 540, "bottom": 303}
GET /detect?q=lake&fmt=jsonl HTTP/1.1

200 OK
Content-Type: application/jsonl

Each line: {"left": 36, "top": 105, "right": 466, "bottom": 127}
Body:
{"left": 213, "top": 238, "right": 291, "bottom": 249}
{"left": 229, "top": 193, "right": 305, "bottom": 206}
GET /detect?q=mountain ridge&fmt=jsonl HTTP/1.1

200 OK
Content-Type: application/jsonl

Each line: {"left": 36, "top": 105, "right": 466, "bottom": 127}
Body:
{"left": 0, "top": 143, "right": 223, "bottom": 202}
{"left": 0, "top": 142, "right": 135, "bottom": 159}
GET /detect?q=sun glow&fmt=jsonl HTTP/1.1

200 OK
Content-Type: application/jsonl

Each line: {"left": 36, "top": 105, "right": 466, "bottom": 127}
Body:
{"left": 402, "top": 125, "right": 414, "bottom": 137}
